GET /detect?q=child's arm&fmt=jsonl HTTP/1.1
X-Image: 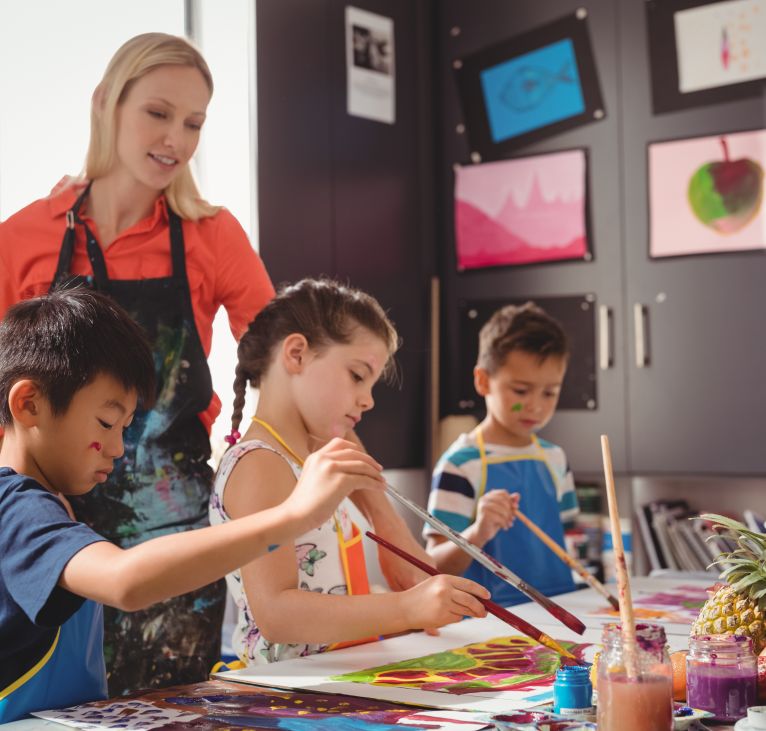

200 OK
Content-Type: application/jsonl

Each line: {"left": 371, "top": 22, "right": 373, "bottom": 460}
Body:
{"left": 58, "top": 438, "right": 384, "bottom": 611}
{"left": 426, "top": 490, "right": 519, "bottom": 575}
{"left": 342, "top": 429, "right": 436, "bottom": 591}
{"left": 226, "top": 449, "right": 489, "bottom": 645}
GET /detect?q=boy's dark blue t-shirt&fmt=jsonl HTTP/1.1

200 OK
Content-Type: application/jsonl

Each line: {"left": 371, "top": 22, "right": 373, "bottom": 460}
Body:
{"left": 0, "top": 467, "right": 107, "bottom": 718}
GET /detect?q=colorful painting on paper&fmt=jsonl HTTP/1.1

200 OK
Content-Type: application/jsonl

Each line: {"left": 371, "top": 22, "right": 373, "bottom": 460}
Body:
{"left": 589, "top": 584, "right": 709, "bottom": 625}
{"left": 332, "top": 635, "right": 590, "bottom": 696}
{"left": 480, "top": 39, "right": 585, "bottom": 144}
{"left": 674, "top": 0, "right": 766, "bottom": 94}
{"left": 454, "top": 151, "right": 589, "bottom": 271}
{"left": 33, "top": 681, "right": 490, "bottom": 731}
{"left": 649, "top": 129, "right": 766, "bottom": 258}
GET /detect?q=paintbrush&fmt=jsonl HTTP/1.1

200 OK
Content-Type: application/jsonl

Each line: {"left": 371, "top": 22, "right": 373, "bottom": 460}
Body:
{"left": 601, "top": 434, "right": 638, "bottom": 679}
{"left": 366, "top": 530, "right": 581, "bottom": 663}
{"left": 383, "top": 482, "right": 586, "bottom": 635}
{"left": 515, "top": 509, "right": 620, "bottom": 611}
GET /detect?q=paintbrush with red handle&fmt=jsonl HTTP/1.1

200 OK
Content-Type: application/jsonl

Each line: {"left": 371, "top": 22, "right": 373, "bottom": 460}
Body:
{"left": 366, "top": 530, "right": 581, "bottom": 664}
{"left": 383, "top": 482, "right": 586, "bottom": 635}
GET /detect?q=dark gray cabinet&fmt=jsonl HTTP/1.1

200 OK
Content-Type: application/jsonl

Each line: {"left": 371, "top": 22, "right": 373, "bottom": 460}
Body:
{"left": 619, "top": 0, "right": 766, "bottom": 474}
{"left": 436, "top": 0, "right": 766, "bottom": 475}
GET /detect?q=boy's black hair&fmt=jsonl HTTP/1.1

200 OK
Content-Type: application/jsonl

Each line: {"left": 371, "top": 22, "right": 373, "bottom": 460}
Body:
{"left": 476, "top": 302, "right": 569, "bottom": 374}
{"left": 0, "top": 287, "right": 156, "bottom": 425}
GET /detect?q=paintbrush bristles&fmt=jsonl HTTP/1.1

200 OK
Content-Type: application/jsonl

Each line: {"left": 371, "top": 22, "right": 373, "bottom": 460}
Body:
{"left": 601, "top": 434, "right": 638, "bottom": 680}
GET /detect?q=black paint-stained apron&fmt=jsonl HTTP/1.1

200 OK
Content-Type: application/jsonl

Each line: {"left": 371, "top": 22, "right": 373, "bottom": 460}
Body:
{"left": 51, "top": 185, "right": 225, "bottom": 696}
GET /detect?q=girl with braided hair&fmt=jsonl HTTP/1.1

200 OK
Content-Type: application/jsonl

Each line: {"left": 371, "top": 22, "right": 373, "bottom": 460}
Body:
{"left": 208, "top": 278, "right": 488, "bottom": 664}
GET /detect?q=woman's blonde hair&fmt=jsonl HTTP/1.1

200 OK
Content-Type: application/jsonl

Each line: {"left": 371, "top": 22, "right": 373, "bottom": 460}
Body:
{"left": 84, "top": 32, "right": 219, "bottom": 220}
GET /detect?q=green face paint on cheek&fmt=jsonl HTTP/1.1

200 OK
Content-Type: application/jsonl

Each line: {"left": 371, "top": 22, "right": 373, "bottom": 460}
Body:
{"left": 512, "top": 403, "right": 523, "bottom": 412}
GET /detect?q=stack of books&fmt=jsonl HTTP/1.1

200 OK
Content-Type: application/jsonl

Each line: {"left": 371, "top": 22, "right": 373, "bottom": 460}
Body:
{"left": 637, "top": 500, "right": 765, "bottom": 573}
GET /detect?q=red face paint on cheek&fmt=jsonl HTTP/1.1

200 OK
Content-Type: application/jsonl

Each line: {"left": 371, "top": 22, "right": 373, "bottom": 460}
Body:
{"left": 89, "top": 442, "right": 102, "bottom": 451}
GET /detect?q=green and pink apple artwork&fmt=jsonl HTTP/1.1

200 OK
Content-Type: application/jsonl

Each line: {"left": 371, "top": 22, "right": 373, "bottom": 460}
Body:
{"left": 649, "top": 129, "right": 765, "bottom": 258}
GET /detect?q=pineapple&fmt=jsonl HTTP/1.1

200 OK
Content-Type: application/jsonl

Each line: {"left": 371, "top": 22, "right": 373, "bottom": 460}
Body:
{"left": 690, "top": 514, "right": 766, "bottom": 653}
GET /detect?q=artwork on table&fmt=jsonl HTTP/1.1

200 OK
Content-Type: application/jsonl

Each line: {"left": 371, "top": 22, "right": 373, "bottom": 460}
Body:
{"left": 455, "top": 295, "right": 597, "bottom": 413}
{"left": 332, "top": 636, "right": 591, "bottom": 698}
{"left": 647, "top": 0, "right": 766, "bottom": 113}
{"left": 648, "top": 128, "right": 765, "bottom": 258}
{"left": 454, "top": 149, "right": 590, "bottom": 271}
{"left": 33, "top": 681, "right": 490, "bottom": 731}
{"left": 454, "top": 11, "right": 604, "bottom": 161}
{"left": 32, "top": 700, "right": 200, "bottom": 730}
{"left": 589, "top": 584, "right": 709, "bottom": 625}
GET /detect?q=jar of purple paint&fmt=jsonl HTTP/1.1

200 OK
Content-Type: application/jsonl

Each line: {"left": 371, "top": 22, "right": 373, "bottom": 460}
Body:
{"left": 686, "top": 634, "right": 757, "bottom": 722}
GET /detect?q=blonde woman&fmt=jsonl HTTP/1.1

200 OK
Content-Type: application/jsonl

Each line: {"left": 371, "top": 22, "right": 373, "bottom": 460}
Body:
{"left": 0, "top": 33, "right": 274, "bottom": 694}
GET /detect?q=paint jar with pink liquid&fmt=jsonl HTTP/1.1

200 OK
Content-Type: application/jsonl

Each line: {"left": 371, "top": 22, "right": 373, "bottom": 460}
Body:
{"left": 596, "top": 623, "right": 673, "bottom": 731}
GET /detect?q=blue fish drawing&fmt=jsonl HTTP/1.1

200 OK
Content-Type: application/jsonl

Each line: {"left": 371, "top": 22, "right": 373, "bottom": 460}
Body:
{"left": 499, "top": 62, "right": 575, "bottom": 111}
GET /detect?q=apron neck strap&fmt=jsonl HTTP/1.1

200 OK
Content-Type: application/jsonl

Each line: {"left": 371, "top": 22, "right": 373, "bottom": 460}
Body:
{"left": 54, "top": 186, "right": 187, "bottom": 290}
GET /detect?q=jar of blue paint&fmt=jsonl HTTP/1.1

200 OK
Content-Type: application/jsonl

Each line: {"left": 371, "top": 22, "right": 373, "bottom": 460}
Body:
{"left": 553, "top": 665, "right": 594, "bottom": 718}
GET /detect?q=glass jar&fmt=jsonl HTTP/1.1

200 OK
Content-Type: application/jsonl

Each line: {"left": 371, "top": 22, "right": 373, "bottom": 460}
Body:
{"left": 553, "top": 665, "right": 594, "bottom": 719}
{"left": 596, "top": 622, "right": 673, "bottom": 731}
{"left": 686, "top": 634, "right": 756, "bottom": 722}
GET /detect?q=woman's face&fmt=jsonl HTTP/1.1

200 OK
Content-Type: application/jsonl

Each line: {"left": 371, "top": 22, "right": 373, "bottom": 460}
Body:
{"left": 112, "top": 64, "right": 211, "bottom": 191}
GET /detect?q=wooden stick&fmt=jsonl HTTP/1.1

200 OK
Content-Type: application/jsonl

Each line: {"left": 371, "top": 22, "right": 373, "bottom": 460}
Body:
{"left": 515, "top": 509, "right": 620, "bottom": 610}
{"left": 384, "top": 481, "right": 586, "bottom": 635}
{"left": 600, "top": 434, "right": 638, "bottom": 679}
{"left": 366, "top": 531, "right": 581, "bottom": 663}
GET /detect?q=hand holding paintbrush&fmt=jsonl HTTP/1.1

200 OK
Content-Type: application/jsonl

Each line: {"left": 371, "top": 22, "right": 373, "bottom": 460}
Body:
{"left": 383, "top": 481, "right": 587, "bottom": 635}
{"left": 366, "top": 530, "right": 583, "bottom": 664}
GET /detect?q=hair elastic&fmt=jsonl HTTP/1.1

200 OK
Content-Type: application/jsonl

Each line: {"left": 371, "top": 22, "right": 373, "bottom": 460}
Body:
{"left": 224, "top": 429, "right": 241, "bottom": 446}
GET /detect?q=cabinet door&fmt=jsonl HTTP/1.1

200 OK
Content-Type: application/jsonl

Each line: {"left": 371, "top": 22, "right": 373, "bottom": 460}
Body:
{"left": 436, "top": 0, "right": 629, "bottom": 473}
{"left": 620, "top": 0, "right": 766, "bottom": 473}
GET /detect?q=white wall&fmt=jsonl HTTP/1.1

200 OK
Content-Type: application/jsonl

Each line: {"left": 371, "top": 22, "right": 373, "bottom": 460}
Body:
{"left": 0, "top": 0, "right": 258, "bottom": 457}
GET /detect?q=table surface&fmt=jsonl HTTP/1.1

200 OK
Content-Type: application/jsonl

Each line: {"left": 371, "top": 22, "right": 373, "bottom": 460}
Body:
{"left": 1, "top": 576, "right": 738, "bottom": 730}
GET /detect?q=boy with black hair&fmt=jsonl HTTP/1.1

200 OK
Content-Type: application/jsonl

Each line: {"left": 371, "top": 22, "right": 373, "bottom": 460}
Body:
{"left": 425, "top": 302, "right": 579, "bottom": 607}
{"left": 0, "top": 287, "right": 385, "bottom": 722}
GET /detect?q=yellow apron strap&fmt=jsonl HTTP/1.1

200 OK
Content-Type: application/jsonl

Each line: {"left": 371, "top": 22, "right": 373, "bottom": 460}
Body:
{"left": 0, "top": 628, "right": 60, "bottom": 701}
{"left": 472, "top": 431, "right": 558, "bottom": 520}
{"left": 475, "top": 428, "right": 489, "bottom": 518}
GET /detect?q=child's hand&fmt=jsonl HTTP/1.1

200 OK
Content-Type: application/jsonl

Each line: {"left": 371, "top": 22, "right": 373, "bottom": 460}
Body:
{"left": 473, "top": 490, "right": 519, "bottom": 545}
{"left": 398, "top": 575, "right": 489, "bottom": 630}
{"left": 285, "top": 438, "right": 385, "bottom": 529}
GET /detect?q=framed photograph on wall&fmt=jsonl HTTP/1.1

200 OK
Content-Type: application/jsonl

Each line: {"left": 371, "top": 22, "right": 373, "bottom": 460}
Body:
{"left": 454, "top": 148, "right": 592, "bottom": 271}
{"left": 647, "top": 0, "right": 766, "bottom": 114}
{"left": 453, "top": 10, "right": 605, "bottom": 161}
{"left": 648, "top": 128, "right": 765, "bottom": 258}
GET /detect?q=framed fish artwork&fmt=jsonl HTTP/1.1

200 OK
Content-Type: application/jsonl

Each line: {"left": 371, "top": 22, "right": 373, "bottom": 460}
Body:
{"left": 453, "top": 11, "right": 605, "bottom": 161}
{"left": 647, "top": 0, "right": 766, "bottom": 114}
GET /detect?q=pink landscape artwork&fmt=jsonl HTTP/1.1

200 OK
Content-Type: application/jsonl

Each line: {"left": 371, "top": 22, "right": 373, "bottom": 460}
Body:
{"left": 454, "top": 150, "right": 589, "bottom": 271}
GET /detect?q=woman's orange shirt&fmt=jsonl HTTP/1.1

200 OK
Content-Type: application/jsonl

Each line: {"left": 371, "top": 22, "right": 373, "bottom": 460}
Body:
{"left": 0, "top": 183, "right": 275, "bottom": 432}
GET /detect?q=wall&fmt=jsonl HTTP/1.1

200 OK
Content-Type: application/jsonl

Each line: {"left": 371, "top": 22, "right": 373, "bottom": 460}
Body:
{"left": 433, "top": 0, "right": 766, "bottom": 573}
{"left": 434, "top": 0, "right": 630, "bottom": 474}
{"left": 435, "top": 0, "right": 766, "bottom": 476}
{"left": 255, "top": 0, "right": 435, "bottom": 471}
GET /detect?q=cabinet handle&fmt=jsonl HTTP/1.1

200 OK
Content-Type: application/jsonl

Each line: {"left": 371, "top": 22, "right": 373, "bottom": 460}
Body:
{"left": 633, "top": 303, "right": 649, "bottom": 368}
{"left": 598, "top": 305, "right": 613, "bottom": 370}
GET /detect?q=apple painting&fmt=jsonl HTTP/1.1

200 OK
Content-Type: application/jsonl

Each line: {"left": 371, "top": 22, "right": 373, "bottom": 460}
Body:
{"left": 687, "top": 137, "right": 764, "bottom": 234}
